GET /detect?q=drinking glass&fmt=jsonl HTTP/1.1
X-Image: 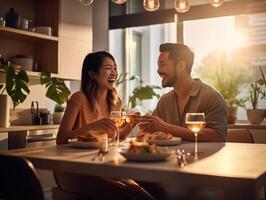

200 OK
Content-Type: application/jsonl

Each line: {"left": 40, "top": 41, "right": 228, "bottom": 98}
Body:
{"left": 110, "top": 111, "right": 126, "bottom": 146}
{"left": 126, "top": 108, "right": 140, "bottom": 142}
{"left": 185, "top": 113, "right": 206, "bottom": 157}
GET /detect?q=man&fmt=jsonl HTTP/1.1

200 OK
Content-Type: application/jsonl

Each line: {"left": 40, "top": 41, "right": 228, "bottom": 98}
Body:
{"left": 140, "top": 43, "right": 227, "bottom": 142}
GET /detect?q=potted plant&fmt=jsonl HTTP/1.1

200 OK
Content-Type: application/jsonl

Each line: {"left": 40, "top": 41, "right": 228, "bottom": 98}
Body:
{"left": 0, "top": 59, "right": 30, "bottom": 127}
{"left": 53, "top": 104, "right": 66, "bottom": 124}
{"left": 116, "top": 73, "right": 161, "bottom": 113}
{"left": 128, "top": 85, "right": 161, "bottom": 109}
{"left": 197, "top": 50, "right": 251, "bottom": 124}
{"left": 40, "top": 71, "right": 70, "bottom": 124}
{"left": 246, "top": 81, "right": 265, "bottom": 124}
{"left": 258, "top": 66, "right": 266, "bottom": 118}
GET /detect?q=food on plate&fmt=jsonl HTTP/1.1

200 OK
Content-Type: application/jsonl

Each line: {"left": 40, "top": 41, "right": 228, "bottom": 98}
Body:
{"left": 76, "top": 133, "right": 98, "bottom": 142}
{"left": 137, "top": 131, "right": 172, "bottom": 141}
{"left": 127, "top": 141, "right": 159, "bottom": 154}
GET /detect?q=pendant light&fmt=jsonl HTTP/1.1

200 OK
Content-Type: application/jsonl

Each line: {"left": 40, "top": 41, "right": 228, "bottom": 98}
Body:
{"left": 78, "top": 0, "right": 93, "bottom": 6}
{"left": 209, "top": 0, "right": 224, "bottom": 7}
{"left": 112, "top": 0, "right": 127, "bottom": 4}
{"left": 143, "top": 0, "right": 160, "bottom": 12}
{"left": 174, "top": 0, "right": 190, "bottom": 13}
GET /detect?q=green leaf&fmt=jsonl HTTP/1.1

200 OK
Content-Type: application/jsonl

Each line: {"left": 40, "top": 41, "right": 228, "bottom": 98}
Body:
{"left": 17, "top": 70, "right": 29, "bottom": 82}
{"left": 116, "top": 73, "right": 128, "bottom": 86}
{"left": 41, "top": 71, "right": 70, "bottom": 105}
{"left": 0, "top": 84, "right": 4, "bottom": 94}
{"left": 128, "top": 85, "right": 160, "bottom": 108}
{"left": 1, "top": 62, "right": 30, "bottom": 108}
{"left": 259, "top": 66, "right": 266, "bottom": 89}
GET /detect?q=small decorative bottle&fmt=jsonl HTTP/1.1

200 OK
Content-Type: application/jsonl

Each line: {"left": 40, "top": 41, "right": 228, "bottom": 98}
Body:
{"left": 5, "top": 8, "right": 20, "bottom": 28}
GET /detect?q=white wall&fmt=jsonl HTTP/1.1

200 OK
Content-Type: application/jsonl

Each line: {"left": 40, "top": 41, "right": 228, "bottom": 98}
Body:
{"left": 93, "top": 0, "right": 109, "bottom": 51}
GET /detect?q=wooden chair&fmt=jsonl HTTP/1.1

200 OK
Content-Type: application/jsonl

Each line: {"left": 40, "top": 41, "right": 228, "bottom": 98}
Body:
{"left": 0, "top": 155, "right": 45, "bottom": 200}
{"left": 227, "top": 129, "right": 254, "bottom": 143}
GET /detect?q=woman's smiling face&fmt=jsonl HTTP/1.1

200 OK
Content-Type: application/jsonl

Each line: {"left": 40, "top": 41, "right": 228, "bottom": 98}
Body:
{"left": 95, "top": 57, "right": 117, "bottom": 90}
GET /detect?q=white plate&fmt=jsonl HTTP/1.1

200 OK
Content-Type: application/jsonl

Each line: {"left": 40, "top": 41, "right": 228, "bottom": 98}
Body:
{"left": 68, "top": 139, "right": 98, "bottom": 149}
{"left": 147, "top": 137, "right": 181, "bottom": 146}
{"left": 120, "top": 148, "right": 171, "bottom": 162}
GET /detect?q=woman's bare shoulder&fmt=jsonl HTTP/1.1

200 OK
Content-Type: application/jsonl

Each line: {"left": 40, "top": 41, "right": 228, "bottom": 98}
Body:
{"left": 69, "top": 91, "right": 86, "bottom": 102}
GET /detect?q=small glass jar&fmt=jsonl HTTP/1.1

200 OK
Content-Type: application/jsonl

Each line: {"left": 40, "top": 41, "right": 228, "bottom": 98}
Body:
{"left": 0, "top": 17, "right": 6, "bottom": 27}
{"left": 98, "top": 134, "right": 108, "bottom": 153}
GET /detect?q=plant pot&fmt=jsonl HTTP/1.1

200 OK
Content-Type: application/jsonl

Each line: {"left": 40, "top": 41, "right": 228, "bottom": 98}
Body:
{"left": 53, "top": 112, "right": 64, "bottom": 124}
{"left": 246, "top": 109, "right": 265, "bottom": 124}
{"left": 228, "top": 106, "right": 237, "bottom": 124}
{"left": 0, "top": 95, "right": 10, "bottom": 127}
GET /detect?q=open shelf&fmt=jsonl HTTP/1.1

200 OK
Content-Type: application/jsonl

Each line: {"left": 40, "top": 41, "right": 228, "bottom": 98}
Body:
{"left": 0, "top": 26, "right": 58, "bottom": 43}
{"left": 0, "top": 69, "right": 59, "bottom": 79}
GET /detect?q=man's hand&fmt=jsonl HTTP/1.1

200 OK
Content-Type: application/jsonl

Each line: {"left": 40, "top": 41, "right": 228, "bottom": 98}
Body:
{"left": 138, "top": 116, "right": 167, "bottom": 132}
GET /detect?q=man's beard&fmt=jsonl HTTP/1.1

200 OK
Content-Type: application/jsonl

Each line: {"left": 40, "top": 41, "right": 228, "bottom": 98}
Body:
{"left": 162, "top": 73, "right": 178, "bottom": 88}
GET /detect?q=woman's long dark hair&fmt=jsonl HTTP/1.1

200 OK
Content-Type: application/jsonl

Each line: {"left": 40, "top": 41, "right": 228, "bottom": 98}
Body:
{"left": 81, "top": 51, "right": 121, "bottom": 116}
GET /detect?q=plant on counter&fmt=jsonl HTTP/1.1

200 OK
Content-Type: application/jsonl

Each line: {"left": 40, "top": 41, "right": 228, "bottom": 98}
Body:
{"left": 54, "top": 104, "right": 65, "bottom": 112}
{"left": 40, "top": 71, "right": 71, "bottom": 124}
{"left": 246, "top": 80, "right": 266, "bottom": 124}
{"left": 248, "top": 81, "right": 265, "bottom": 110}
{"left": 196, "top": 50, "right": 251, "bottom": 123}
{"left": 0, "top": 59, "right": 30, "bottom": 109}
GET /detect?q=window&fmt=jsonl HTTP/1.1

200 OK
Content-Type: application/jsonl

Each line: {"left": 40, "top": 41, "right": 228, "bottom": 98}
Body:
{"left": 184, "top": 12, "right": 266, "bottom": 120}
{"left": 109, "top": 22, "right": 177, "bottom": 112}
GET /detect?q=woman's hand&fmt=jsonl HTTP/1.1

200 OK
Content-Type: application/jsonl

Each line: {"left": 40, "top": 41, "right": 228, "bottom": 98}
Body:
{"left": 126, "top": 112, "right": 141, "bottom": 129}
{"left": 87, "top": 118, "right": 116, "bottom": 138}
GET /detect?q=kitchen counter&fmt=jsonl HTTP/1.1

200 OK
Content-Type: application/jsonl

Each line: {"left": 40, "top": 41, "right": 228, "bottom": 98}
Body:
{"left": 0, "top": 125, "right": 60, "bottom": 133}
{"left": 228, "top": 123, "right": 266, "bottom": 129}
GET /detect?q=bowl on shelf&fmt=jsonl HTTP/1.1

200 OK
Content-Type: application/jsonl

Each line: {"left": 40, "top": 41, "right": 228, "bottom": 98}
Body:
{"left": 11, "top": 55, "right": 33, "bottom": 71}
{"left": 35, "top": 26, "right": 52, "bottom": 36}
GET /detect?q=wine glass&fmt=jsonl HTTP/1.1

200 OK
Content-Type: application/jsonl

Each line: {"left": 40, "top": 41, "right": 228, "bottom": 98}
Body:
{"left": 185, "top": 113, "right": 206, "bottom": 157}
{"left": 126, "top": 108, "right": 140, "bottom": 142}
{"left": 110, "top": 111, "right": 126, "bottom": 146}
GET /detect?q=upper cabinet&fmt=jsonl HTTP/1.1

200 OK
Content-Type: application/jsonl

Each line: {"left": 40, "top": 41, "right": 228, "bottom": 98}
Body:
{"left": 0, "top": 0, "right": 59, "bottom": 74}
{"left": 59, "top": 0, "right": 92, "bottom": 80}
{"left": 0, "top": 0, "right": 92, "bottom": 80}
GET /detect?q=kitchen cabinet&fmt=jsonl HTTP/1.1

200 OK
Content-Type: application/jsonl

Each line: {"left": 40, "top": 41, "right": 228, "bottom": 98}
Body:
{"left": 0, "top": 0, "right": 92, "bottom": 80}
{"left": 0, "top": 0, "right": 59, "bottom": 74}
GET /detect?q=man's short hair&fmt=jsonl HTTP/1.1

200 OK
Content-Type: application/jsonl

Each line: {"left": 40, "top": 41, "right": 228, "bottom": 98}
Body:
{"left": 159, "top": 43, "right": 194, "bottom": 74}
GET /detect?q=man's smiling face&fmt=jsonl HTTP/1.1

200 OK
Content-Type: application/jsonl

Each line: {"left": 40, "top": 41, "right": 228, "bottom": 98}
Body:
{"left": 157, "top": 52, "right": 178, "bottom": 88}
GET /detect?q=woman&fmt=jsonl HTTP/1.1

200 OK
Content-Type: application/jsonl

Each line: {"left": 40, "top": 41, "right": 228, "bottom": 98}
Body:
{"left": 55, "top": 51, "right": 155, "bottom": 200}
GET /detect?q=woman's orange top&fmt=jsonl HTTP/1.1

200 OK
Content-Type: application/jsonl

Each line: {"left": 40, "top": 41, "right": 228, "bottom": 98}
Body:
{"left": 58, "top": 91, "right": 120, "bottom": 138}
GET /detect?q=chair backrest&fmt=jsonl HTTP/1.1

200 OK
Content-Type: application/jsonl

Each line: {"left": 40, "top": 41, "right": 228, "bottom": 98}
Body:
{"left": 227, "top": 129, "right": 254, "bottom": 143}
{"left": 0, "top": 155, "right": 44, "bottom": 200}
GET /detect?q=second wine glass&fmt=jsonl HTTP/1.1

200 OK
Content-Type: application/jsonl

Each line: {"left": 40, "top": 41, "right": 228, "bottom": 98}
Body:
{"left": 110, "top": 111, "right": 126, "bottom": 146}
{"left": 126, "top": 108, "right": 140, "bottom": 142}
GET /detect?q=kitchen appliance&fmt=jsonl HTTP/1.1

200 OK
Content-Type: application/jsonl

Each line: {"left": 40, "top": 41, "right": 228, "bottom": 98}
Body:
{"left": 40, "top": 111, "right": 52, "bottom": 125}
{"left": 8, "top": 129, "right": 57, "bottom": 149}
{"left": 31, "top": 101, "right": 42, "bottom": 125}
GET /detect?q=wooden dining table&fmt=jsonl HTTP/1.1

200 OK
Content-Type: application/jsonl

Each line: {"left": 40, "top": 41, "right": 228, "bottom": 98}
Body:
{"left": 1, "top": 142, "right": 266, "bottom": 200}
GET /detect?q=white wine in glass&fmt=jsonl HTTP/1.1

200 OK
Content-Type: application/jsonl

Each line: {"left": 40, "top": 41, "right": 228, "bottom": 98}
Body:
{"left": 110, "top": 111, "right": 126, "bottom": 146}
{"left": 185, "top": 113, "right": 206, "bottom": 157}
{"left": 126, "top": 109, "right": 140, "bottom": 142}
